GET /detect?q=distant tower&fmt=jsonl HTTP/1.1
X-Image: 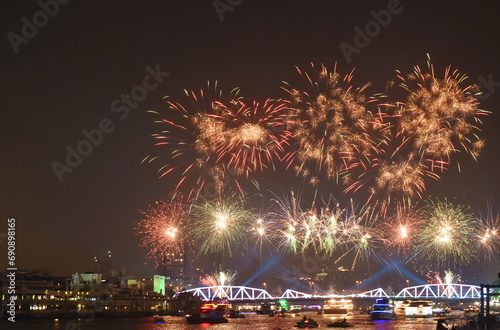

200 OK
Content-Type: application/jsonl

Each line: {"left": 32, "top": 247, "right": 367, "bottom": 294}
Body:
{"left": 94, "top": 250, "right": 113, "bottom": 280}
{"left": 158, "top": 241, "right": 196, "bottom": 290}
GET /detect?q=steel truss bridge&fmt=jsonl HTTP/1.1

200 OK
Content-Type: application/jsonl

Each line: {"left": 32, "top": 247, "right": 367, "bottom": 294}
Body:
{"left": 179, "top": 283, "right": 484, "bottom": 301}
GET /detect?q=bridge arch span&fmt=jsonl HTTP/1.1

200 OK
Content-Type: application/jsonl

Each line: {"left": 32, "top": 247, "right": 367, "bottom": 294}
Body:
{"left": 395, "top": 284, "right": 481, "bottom": 299}
{"left": 178, "top": 285, "right": 273, "bottom": 301}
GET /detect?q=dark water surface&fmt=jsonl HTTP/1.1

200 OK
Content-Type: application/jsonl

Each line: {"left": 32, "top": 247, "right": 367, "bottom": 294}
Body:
{"left": 6, "top": 313, "right": 466, "bottom": 330}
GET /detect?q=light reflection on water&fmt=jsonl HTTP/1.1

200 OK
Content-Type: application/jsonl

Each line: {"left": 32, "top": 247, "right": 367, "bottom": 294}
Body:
{"left": 9, "top": 313, "right": 450, "bottom": 330}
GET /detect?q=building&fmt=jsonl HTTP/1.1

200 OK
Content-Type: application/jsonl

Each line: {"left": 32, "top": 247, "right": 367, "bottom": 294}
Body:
{"left": 153, "top": 275, "right": 165, "bottom": 295}
{"left": 70, "top": 272, "right": 103, "bottom": 291}
{"left": 158, "top": 241, "right": 197, "bottom": 290}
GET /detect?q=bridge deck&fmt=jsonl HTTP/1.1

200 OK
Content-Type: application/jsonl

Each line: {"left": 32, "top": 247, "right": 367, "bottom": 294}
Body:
{"left": 177, "top": 283, "right": 483, "bottom": 301}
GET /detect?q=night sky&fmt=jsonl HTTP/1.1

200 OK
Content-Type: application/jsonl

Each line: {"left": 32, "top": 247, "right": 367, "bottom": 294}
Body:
{"left": 2, "top": 1, "right": 500, "bottom": 282}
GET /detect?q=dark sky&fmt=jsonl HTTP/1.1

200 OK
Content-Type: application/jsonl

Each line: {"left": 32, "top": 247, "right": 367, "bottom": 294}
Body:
{"left": 1, "top": 1, "right": 500, "bottom": 281}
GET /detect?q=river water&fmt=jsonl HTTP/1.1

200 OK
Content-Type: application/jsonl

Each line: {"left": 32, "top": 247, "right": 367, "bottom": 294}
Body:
{"left": 7, "top": 313, "right": 473, "bottom": 330}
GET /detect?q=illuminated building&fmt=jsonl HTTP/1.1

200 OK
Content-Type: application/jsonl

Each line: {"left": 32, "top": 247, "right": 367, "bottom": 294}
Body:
{"left": 153, "top": 275, "right": 165, "bottom": 295}
{"left": 70, "top": 272, "right": 103, "bottom": 291}
{"left": 159, "top": 241, "right": 196, "bottom": 290}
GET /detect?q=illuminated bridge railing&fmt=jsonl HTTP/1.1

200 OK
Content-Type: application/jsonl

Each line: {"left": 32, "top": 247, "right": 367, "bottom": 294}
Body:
{"left": 395, "top": 284, "right": 482, "bottom": 299}
{"left": 357, "top": 288, "right": 390, "bottom": 298}
{"left": 180, "top": 286, "right": 274, "bottom": 301}
{"left": 179, "top": 284, "right": 481, "bottom": 301}
{"left": 179, "top": 286, "right": 390, "bottom": 301}
{"left": 279, "top": 289, "right": 313, "bottom": 299}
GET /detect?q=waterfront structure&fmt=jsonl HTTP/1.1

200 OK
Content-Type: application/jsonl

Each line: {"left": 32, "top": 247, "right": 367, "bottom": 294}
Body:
{"left": 0, "top": 271, "right": 168, "bottom": 319}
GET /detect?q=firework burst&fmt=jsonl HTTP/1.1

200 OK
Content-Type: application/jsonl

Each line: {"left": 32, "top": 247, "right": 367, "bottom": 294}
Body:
{"left": 189, "top": 191, "right": 253, "bottom": 256}
{"left": 413, "top": 199, "right": 480, "bottom": 270}
{"left": 475, "top": 206, "right": 500, "bottom": 261}
{"left": 382, "top": 203, "right": 423, "bottom": 256}
{"left": 212, "top": 98, "right": 292, "bottom": 178}
{"left": 134, "top": 200, "right": 190, "bottom": 264}
{"left": 249, "top": 213, "right": 275, "bottom": 257}
{"left": 395, "top": 55, "right": 487, "bottom": 167}
{"left": 143, "top": 82, "right": 241, "bottom": 200}
{"left": 282, "top": 63, "right": 383, "bottom": 185}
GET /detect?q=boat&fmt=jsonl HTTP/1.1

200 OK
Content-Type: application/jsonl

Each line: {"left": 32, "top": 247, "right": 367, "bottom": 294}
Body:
{"left": 226, "top": 310, "right": 245, "bottom": 318}
{"left": 327, "top": 318, "right": 354, "bottom": 328}
{"left": 152, "top": 315, "right": 165, "bottom": 323}
{"left": 395, "top": 300, "right": 434, "bottom": 317}
{"left": 185, "top": 303, "right": 229, "bottom": 324}
{"left": 296, "top": 316, "right": 319, "bottom": 328}
{"left": 257, "top": 302, "right": 275, "bottom": 315}
{"left": 322, "top": 299, "right": 354, "bottom": 315}
{"left": 370, "top": 298, "right": 395, "bottom": 320}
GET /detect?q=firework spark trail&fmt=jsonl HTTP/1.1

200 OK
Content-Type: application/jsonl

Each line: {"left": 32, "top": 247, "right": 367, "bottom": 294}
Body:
{"left": 314, "top": 199, "right": 342, "bottom": 257}
{"left": 412, "top": 199, "right": 480, "bottom": 270}
{"left": 344, "top": 125, "right": 440, "bottom": 215}
{"left": 333, "top": 200, "right": 385, "bottom": 270}
{"left": 267, "top": 191, "right": 385, "bottom": 269}
{"left": 199, "top": 269, "right": 237, "bottom": 287}
{"left": 268, "top": 190, "right": 305, "bottom": 255}
{"left": 134, "top": 200, "right": 189, "bottom": 264}
{"left": 426, "top": 270, "right": 461, "bottom": 285}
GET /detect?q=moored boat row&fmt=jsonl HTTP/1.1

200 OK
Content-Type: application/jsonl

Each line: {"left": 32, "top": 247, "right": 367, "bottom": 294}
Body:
{"left": 173, "top": 298, "right": 471, "bottom": 326}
